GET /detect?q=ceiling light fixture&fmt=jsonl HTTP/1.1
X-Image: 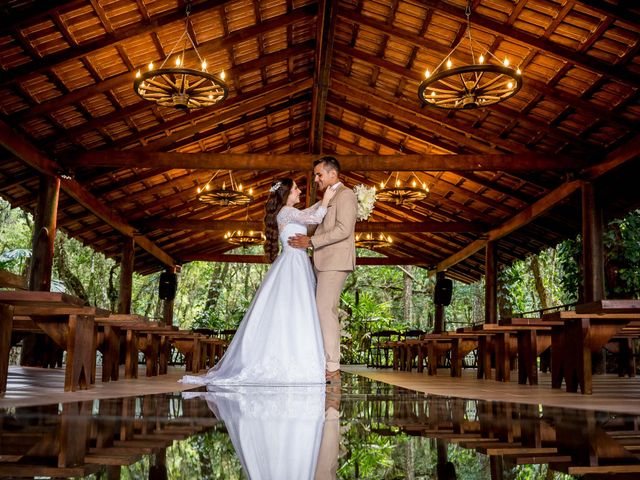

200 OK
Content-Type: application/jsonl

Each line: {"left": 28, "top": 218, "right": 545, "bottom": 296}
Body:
{"left": 133, "top": 3, "right": 228, "bottom": 110}
{"left": 417, "top": 1, "right": 522, "bottom": 109}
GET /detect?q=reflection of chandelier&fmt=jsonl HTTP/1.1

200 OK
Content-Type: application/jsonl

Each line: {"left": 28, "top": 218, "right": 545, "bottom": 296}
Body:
{"left": 133, "top": 4, "right": 228, "bottom": 110}
{"left": 224, "top": 230, "right": 265, "bottom": 247}
{"left": 417, "top": 1, "right": 522, "bottom": 109}
{"left": 197, "top": 170, "right": 253, "bottom": 206}
{"left": 376, "top": 172, "right": 429, "bottom": 206}
{"left": 355, "top": 233, "right": 392, "bottom": 250}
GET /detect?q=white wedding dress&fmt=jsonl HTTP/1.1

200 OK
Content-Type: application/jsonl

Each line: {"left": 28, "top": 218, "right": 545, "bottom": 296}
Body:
{"left": 181, "top": 204, "right": 327, "bottom": 385}
{"left": 186, "top": 385, "right": 326, "bottom": 480}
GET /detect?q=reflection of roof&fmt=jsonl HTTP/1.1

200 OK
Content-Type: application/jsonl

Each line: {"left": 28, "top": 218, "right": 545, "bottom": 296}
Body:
{"left": 1, "top": 1, "right": 640, "bottom": 282}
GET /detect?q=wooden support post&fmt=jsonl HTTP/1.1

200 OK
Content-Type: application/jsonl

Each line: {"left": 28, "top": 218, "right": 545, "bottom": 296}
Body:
{"left": 28, "top": 175, "right": 60, "bottom": 292}
{"left": 485, "top": 240, "right": 498, "bottom": 324}
{"left": 22, "top": 175, "right": 60, "bottom": 367}
{"left": 117, "top": 237, "right": 135, "bottom": 314}
{"left": 163, "top": 299, "right": 174, "bottom": 327}
{"left": 581, "top": 181, "right": 604, "bottom": 303}
{"left": 434, "top": 271, "right": 445, "bottom": 333}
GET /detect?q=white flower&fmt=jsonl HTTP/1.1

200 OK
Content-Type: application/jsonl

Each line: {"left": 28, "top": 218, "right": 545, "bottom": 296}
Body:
{"left": 353, "top": 184, "right": 376, "bottom": 221}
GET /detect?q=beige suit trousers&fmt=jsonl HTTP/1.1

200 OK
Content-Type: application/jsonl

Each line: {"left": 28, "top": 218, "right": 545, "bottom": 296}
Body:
{"left": 315, "top": 269, "right": 349, "bottom": 373}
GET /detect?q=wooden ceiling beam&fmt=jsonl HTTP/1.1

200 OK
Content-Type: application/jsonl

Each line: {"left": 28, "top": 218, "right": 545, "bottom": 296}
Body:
{"left": 178, "top": 253, "right": 432, "bottom": 266}
{"left": 11, "top": 4, "right": 316, "bottom": 121}
{"left": 574, "top": 1, "right": 640, "bottom": 25}
{"left": 413, "top": 0, "right": 640, "bottom": 86}
{"left": 337, "top": 8, "right": 635, "bottom": 133}
{"left": 138, "top": 79, "right": 312, "bottom": 152}
{"left": 1, "top": 1, "right": 219, "bottom": 86}
{"left": 67, "top": 151, "right": 584, "bottom": 172}
{"left": 0, "top": 0, "right": 85, "bottom": 30}
{"left": 327, "top": 92, "right": 458, "bottom": 154}
{"left": 44, "top": 52, "right": 313, "bottom": 151}
{"left": 142, "top": 219, "right": 483, "bottom": 233}
{"left": 331, "top": 74, "right": 529, "bottom": 155}
{"left": 437, "top": 178, "right": 583, "bottom": 272}
{"left": 309, "top": 0, "right": 338, "bottom": 154}
{"left": 0, "top": 120, "right": 175, "bottom": 268}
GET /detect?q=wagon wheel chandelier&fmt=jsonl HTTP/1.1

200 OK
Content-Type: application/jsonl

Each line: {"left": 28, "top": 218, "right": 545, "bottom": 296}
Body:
{"left": 224, "top": 205, "right": 265, "bottom": 247}
{"left": 197, "top": 170, "right": 253, "bottom": 207}
{"left": 133, "top": 3, "right": 228, "bottom": 110}
{"left": 355, "top": 233, "right": 393, "bottom": 250}
{"left": 376, "top": 172, "right": 430, "bottom": 206}
{"left": 417, "top": 1, "right": 522, "bottom": 109}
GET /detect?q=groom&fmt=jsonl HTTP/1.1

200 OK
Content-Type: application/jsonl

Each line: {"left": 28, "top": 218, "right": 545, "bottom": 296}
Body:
{"left": 289, "top": 156, "right": 357, "bottom": 383}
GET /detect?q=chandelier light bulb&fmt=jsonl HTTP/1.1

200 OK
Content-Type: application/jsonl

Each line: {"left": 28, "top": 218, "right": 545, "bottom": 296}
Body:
{"left": 479, "top": 55, "right": 485, "bottom": 64}
{"left": 516, "top": 68, "right": 522, "bottom": 75}
{"left": 423, "top": 183, "right": 428, "bottom": 191}
{"left": 135, "top": 70, "right": 141, "bottom": 78}
{"left": 201, "top": 60, "right": 207, "bottom": 70}
{"left": 425, "top": 69, "right": 431, "bottom": 79}
{"left": 446, "top": 58, "right": 452, "bottom": 68}
{"left": 209, "top": 93, "right": 213, "bottom": 99}
{"left": 206, "top": 184, "right": 210, "bottom": 191}
{"left": 507, "top": 81, "right": 513, "bottom": 89}
{"left": 148, "top": 62, "right": 154, "bottom": 71}
{"left": 249, "top": 188, "right": 253, "bottom": 195}
{"left": 503, "top": 57, "right": 510, "bottom": 67}
{"left": 175, "top": 56, "right": 182, "bottom": 67}
{"left": 380, "top": 181, "right": 385, "bottom": 188}
{"left": 395, "top": 180, "right": 401, "bottom": 187}
{"left": 220, "top": 70, "right": 226, "bottom": 80}
{"left": 197, "top": 187, "right": 201, "bottom": 193}
{"left": 222, "top": 181, "right": 226, "bottom": 190}
{"left": 238, "top": 184, "right": 243, "bottom": 191}
{"left": 412, "top": 180, "right": 417, "bottom": 187}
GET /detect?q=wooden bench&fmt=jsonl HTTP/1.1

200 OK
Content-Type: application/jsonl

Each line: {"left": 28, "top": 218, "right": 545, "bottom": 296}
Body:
{"left": 0, "top": 291, "right": 101, "bottom": 392}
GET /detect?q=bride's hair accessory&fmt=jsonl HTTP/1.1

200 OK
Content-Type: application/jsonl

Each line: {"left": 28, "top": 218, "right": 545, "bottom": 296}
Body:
{"left": 269, "top": 181, "right": 282, "bottom": 193}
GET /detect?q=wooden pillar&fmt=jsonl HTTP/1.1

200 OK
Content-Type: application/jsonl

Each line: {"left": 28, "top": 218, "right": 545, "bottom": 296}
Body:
{"left": 117, "top": 237, "right": 135, "bottom": 314}
{"left": 22, "top": 175, "right": 60, "bottom": 366}
{"left": 581, "top": 181, "right": 604, "bottom": 303}
{"left": 163, "top": 299, "right": 174, "bottom": 326}
{"left": 485, "top": 240, "right": 498, "bottom": 324}
{"left": 434, "top": 271, "right": 445, "bottom": 333}
{"left": 28, "top": 175, "right": 60, "bottom": 291}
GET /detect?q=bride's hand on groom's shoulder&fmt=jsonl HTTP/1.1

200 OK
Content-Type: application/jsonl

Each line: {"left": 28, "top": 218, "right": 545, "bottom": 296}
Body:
{"left": 321, "top": 187, "right": 337, "bottom": 206}
{"left": 288, "top": 233, "right": 311, "bottom": 249}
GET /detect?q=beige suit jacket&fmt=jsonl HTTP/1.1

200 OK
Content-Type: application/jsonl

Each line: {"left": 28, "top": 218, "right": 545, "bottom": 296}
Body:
{"left": 310, "top": 184, "right": 357, "bottom": 272}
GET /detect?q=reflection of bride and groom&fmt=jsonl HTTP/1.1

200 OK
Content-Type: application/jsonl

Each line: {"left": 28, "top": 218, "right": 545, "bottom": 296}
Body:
{"left": 182, "top": 156, "right": 357, "bottom": 478}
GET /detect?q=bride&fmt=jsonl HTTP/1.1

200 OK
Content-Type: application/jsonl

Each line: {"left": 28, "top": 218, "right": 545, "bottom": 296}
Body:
{"left": 181, "top": 178, "right": 335, "bottom": 385}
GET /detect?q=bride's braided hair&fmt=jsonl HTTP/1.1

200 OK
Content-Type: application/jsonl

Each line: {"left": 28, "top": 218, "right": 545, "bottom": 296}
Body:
{"left": 264, "top": 178, "right": 293, "bottom": 263}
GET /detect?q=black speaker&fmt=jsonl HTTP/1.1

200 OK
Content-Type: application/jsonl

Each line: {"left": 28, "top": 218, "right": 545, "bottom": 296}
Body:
{"left": 433, "top": 277, "right": 453, "bottom": 306}
{"left": 159, "top": 272, "right": 177, "bottom": 301}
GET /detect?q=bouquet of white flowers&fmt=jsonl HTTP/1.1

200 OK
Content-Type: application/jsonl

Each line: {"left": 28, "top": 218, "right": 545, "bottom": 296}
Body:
{"left": 353, "top": 184, "right": 376, "bottom": 221}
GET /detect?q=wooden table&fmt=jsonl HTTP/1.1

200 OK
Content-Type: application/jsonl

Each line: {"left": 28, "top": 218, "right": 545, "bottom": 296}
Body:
{"left": 0, "top": 291, "right": 98, "bottom": 393}
{"left": 543, "top": 303, "right": 640, "bottom": 394}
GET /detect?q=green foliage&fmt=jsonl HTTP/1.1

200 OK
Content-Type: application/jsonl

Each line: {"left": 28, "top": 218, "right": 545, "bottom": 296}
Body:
{"left": 557, "top": 237, "right": 581, "bottom": 303}
{"left": 340, "top": 290, "right": 397, "bottom": 364}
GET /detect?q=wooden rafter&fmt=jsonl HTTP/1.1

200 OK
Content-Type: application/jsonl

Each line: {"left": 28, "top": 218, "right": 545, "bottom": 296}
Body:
{"left": 0, "top": 120, "right": 175, "bottom": 268}
{"left": 66, "top": 151, "right": 584, "bottom": 171}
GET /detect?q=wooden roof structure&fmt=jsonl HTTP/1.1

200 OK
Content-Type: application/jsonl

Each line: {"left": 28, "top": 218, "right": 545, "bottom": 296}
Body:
{"left": 1, "top": 0, "right": 640, "bottom": 283}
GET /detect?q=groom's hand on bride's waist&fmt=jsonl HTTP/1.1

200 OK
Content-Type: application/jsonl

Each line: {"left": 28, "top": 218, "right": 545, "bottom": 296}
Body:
{"left": 288, "top": 233, "right": 312, "bottom": 249}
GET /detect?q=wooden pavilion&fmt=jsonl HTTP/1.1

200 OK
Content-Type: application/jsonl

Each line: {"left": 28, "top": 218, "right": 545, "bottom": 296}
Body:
{"left": 1, "top": 0, "right": 640, "bottom": 325}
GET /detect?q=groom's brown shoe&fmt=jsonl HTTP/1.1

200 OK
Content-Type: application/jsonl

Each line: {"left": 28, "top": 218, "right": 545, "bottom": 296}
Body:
{"left": 325, "top": 369, "right": 341, "bottom": 384}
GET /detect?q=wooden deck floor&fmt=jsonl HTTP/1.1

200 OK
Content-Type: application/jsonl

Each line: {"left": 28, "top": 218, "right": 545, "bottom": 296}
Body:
{"left": 343, "top": 365, "right": 640, "bottom": 415}
{"left": 2, "top": 364, "right": 639, "bottom": 415}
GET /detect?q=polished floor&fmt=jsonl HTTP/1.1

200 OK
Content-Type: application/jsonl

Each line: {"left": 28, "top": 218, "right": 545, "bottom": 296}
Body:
{"left": 1, "top": 366, "right": 640, "bottom": 479}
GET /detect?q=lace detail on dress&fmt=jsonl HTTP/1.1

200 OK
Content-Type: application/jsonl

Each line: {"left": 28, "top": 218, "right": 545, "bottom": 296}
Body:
{"left": 277, "top": 204, "right": 327, "bottom": 231}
